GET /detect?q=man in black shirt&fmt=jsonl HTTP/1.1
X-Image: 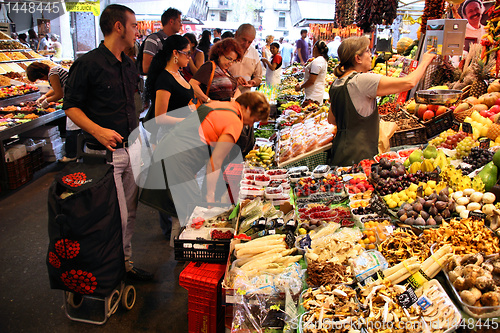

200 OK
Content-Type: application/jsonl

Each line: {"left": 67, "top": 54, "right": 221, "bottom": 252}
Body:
{"left": 63, "top": 4, "right": 153, "bottom": 281}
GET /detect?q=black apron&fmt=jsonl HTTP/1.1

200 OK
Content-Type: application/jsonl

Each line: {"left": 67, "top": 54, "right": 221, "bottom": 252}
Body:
{"left": 329, "top": 73, "right": 379, "bottom": 166}
{"left": 139, "top": 105, "right": 241, "bottom": 219}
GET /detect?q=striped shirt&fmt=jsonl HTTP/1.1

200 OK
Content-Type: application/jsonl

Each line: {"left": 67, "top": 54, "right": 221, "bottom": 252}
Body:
{"left": 143, "top": 30, "right": 168, "bottom": 57}
{"left": 48, "top": 66, "right": 69, "bottom": 88}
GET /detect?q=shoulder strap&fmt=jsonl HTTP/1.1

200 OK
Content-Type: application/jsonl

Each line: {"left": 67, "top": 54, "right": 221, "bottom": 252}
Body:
{"left": 344, "top": 72, "right": 359, "bottom": 85}
{"left": 205, "top": 61, "right": 216, "bottom": 97}
{"left": 199, "top": 105, "right": 241, "bottom": 120}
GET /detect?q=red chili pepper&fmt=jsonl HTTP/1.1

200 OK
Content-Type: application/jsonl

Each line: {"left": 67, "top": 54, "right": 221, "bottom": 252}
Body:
{"left": 234, "top": 234, "right": 251, "bottom": 241}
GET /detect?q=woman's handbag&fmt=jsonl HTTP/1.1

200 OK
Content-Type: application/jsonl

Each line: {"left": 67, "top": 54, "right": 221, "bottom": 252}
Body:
{"left": 195, "top": 61, "right": 216, "bottom": 108}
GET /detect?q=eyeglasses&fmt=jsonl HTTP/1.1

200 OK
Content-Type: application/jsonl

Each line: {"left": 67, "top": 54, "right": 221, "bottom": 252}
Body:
{"left": 178, "top": 50, "right": 192, "bottom": 57}
{"left": 223, "top": 55, "right": 236, "bottom": 63}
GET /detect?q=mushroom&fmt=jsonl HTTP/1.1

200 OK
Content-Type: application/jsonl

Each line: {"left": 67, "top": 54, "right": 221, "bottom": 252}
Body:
{"left": 461, "top": 253, "right": 484, "bottom": 267}
{"left": 482, "top": 261, "right": 494, "bottom": 273}
{"left": 460, "top": 289, "right": 482, "bottom": 306}
{"left": 481, "top": 291, "right": 500, "bottom": 307}
{"left": 475, "top": 276, "right": 496, "bottom": 291}
{"left": 448, "top": 270, "right": 460, "bottom": 284}
{"left": 492, "top": 260, "right": 500, "bottom": 275}
{"left": 447, "top": 255, "right": 462, "bottom": 271}
{"left": 453, "top": 276, "right": 470, "bottom": 291}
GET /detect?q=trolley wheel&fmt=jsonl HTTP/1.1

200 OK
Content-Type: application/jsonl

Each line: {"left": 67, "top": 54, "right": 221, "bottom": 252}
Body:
{"left": 107, "top": 289, "right": 120, "bottom": 315}
{"left": 121, "top": 285, "right": 136, "bottom": 310}
{"left": 66, "top": 291, "right": 83, "bottom": 309}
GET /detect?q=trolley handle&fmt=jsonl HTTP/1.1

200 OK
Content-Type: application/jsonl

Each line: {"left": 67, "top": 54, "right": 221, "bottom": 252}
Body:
{"left": 77, "top": 134, "right": 113, "bottom": 164}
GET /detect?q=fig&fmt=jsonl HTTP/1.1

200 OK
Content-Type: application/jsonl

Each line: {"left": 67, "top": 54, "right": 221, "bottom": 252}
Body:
{"left": 406, "top": 217, "right": 415, "bottom": 225}
{"left": 429, "top": 205, "right": 439, "bottom": 216}
{"left": 400, "top": 213, "right": 408, "bottom": 222}
{"left": 437, "top": 193, "right": 449, "bottom": 202}
{"left": 412, "top": 202, "right": 423, "bottom": 212}
{"left": 428, "top": 192, "right": 438, "bottom": 201}
{"left": 389, "top": 166, "right": 398, "bottom": 178}
{"left": 415, "top": 216, "right": 426, "bottom": 225}
{"left": 420, "top": 210, "right": 430, "bottom": 220}
{"left": 439, "top": 187, "right": 450, "bottom": 197}
{"left": 379, "top": 169, "right": 389, "bottom": 178}
{"left": 435, "top": 201, "right": 447, "bottom": 211}
{"left": 401, "top": 203, "right": 412, "bottom": 211}
{"left": 397, "top": 208, "right": 406, "bottom": 217}
{"left": 417, "top": 197, "right": 426, "bottom": 206}
{"left": 427, "top": 216, "right": 437, "bottom": 225}
{"left": 407, "top": 210, "right": 418, "bottom": 218}
{"left": 434, "top": 215, "right": 443, "bottom": 224}
{"left": 379, "top": 157, "right": 391, "bottom": 169}
{"left": 424, "top": 199, "right": 437, "bottom": 210}
{"left": 448, "top": 199, "right": 456, "bottom": 212}
{"left": 441, "top": 208, "right": 451, "bottom": 219}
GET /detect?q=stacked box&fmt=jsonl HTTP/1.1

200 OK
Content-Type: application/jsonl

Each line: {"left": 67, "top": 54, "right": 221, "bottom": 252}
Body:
{"left": 223, "top": 163, "right": 243, "bottom": 204}
{"left": 179, "top": 262, "right": 226, "bottom": 333}
{"left": 21, "top": 126, "right": 63, "bottom": 162}
{"left": 6, "top": 154, "right": 33, "bottom": 189}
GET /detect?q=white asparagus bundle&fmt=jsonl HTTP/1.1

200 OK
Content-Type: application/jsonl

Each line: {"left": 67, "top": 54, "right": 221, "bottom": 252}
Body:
{"left": 420, "top": 244, "right": 453, "bottom": 279}
{"left": 383, "top": 257, "right": 421, "bottom": 285}
{"left": 236, "top": 246, "right": 288, "bottom": 262}
{"left": 234, "top": 234, "right": 285, "bottom": 251}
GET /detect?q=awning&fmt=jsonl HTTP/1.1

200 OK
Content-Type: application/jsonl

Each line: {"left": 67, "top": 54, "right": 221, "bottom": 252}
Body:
{"left": 201, "top": 21, "right": 241, "bottom": 30}
{"left": 291, "top": 0, "right": 336, "bottom": 27}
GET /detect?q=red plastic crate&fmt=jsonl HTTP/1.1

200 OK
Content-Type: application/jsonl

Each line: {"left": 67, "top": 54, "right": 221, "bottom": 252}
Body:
{"left": 180, "top": 262, "right": 226, "bottom": 333}
{"left": 223, "top": 163, "right": 243, "bottom": 204}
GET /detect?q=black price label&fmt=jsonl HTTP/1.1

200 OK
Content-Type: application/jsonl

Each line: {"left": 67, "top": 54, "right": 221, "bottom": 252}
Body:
{"left": 451, "top": 120, "right": 461, "bottom": 132}
{"left": 462, "top": 122, "right": 473, "bottom": 134}
{"left": 370, "top": 194, "right": 387, "bottom": 216}
{"left": 397, "top": 287, "right": 419, "bottom": 308}
{"left": 479, "top": 138, "right": 491, "bottom": 149}
{"left": 469, "top": 211, "right": 486, "bottom": 221}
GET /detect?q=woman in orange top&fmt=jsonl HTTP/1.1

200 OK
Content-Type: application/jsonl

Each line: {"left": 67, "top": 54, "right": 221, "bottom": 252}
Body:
{"left": 142, "top": 92, "right": 269, "bottom": 244}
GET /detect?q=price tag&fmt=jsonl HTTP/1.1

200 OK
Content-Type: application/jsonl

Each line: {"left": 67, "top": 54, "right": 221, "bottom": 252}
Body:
{"left": 417, "top": 296, "right": 432, "bottom": 311}
{"left": 479, "top": 137, "right": 491, "bottom": 149}
{"left": 451, "top": 120, "right": 461, "bottom": 132}
{"left": 369, "top": 194, "right": 387, "bottom": 216}
{"left": 469, "top": 211, "right": 486, "bottom": 220}
{"left": 462, "top": 122, "right": 473, "bottom": 134}
{"left": 397, "top": 287, "right": 419, "bottom": 308}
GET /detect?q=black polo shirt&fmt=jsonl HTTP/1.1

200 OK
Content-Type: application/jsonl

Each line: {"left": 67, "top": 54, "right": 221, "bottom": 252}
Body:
{"left": 63, "top": 42, "right": 139, "bottom": 149}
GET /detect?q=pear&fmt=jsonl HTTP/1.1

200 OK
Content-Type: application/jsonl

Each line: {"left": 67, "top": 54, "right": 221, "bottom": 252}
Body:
{"left": 409, "top": 149, "right": 424, "bottom": 164}
{"left": 423, "top": 145, "right": 438, "bottom": 159}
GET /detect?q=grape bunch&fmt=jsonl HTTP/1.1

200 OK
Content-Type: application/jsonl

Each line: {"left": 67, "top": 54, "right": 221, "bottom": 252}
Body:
{"left": 455, "top": 136, "right": 478, "bottom": 159}
{"left": 437, "top": 131, "right": 469, "bottom": 149}
{"left": 459, "top": 147, "right": 494, "bottom": 175}
{"left": 428, "top": 129, "right": 456, "bottom": 147}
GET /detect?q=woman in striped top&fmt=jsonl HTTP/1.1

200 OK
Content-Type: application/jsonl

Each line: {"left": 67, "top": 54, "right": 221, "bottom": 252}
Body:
{"left": 27, "top": 62, "right": 80, "bottom": 162}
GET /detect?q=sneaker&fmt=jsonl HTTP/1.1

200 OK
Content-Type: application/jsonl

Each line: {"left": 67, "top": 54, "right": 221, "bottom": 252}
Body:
{"left": 59, "top": 156, "right": 77, "bottom": 163}
{"left": 127, "top": 266, "right": 154, "bottom": 281}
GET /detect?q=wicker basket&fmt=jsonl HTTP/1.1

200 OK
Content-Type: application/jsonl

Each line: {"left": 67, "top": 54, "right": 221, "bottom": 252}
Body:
{"left": 453, "top": 108, "right": 473, "bottom": 122}
{"left": 460, "top": 85, "right": 471, "bottom": 100}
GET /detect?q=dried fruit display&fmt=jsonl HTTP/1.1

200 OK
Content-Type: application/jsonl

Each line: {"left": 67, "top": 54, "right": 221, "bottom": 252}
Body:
{"left": 420, "top": 0, "right": 446, "bottom": 34}
{"left": 335, "top": 0, "right": 357, "bottom": 28}
{"left": 381, "top": 110, "right": 421, "bottom": 130}
{"left": 356, "top": 0, "right": 398, "bottom": 32}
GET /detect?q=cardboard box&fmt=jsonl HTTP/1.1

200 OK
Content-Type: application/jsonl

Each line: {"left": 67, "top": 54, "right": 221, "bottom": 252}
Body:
{"left": 20, "top": 126, "right": 59, "bottom": 138}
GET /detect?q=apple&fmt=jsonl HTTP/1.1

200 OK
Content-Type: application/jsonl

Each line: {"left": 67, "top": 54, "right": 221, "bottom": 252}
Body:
{"left": 423, "top": 110, "right": 435, "bottom": 121}
{"left": 417, "top": 104, "right": 428, "bottom": 119}
{"left": 490, "top": 105, "right": 500, "bottom": 114}
{"left": 434, "top": 105, "right": 447, "bottom": 116}
{"left": 480, "top": 109, "right": 490, "bottom": 118}
{"left": 427, "top": 104, "right": 439, "bottom": 112}
{"left": 489, "top": 114, "right": 497, "bottom": 122}
{"left": 495, "top": 98, "right": 500, "bottom": 106}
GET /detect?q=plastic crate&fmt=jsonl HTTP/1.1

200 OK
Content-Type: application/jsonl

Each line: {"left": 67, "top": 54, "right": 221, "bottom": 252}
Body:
{"left": 174, "top": 234, "right": 231, "bottom": 263}
{"left": 29, "top": 146, "right": 44, "bottom": 172}
{"left": 421, "top": 109, "right": 454, "bottom": 139}
{"left": 6, "top": 154, "right": 33, "bottom": 189}
{"left": 179, "top": 262, "right": 226, "bottom": 333}
{"left": 389, "top": 124, "right": 427, "bottom": 147}
{"left": 223, "top": 163, "right": 243, "bottom": 204}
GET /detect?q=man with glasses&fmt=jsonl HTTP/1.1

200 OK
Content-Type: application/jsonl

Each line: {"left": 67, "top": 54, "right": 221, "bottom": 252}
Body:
{"left": 229, "top": 24, "right": 262, "bottom": 94}
{"left": 139, "top": 7, "right": 182, "bottom": 75}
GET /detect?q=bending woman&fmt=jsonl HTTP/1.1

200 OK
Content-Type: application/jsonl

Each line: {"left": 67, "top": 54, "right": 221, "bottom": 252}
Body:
{"left": 328, "top": 36, "right": 436, "bottom": 166}
{"left": 148, "top": 92, "right": 269, "bottom": 244}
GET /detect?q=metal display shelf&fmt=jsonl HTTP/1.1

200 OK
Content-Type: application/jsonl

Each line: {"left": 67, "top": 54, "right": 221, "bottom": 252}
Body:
{"left": 0, "top": 58, "right": 47, "bottom": 64}
{"left": 0, "top": 91, "right": 41, "bottom": 107}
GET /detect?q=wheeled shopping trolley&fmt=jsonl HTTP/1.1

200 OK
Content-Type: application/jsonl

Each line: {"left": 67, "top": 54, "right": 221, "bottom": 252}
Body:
{"left": 46, "top": 139, "right": 135, "bottom": 324}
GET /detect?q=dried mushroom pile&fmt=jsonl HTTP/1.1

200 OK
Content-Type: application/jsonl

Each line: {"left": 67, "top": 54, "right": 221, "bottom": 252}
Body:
{"left": 306, "top": 262, "right": 354, "bottom": 286}
{"left": 381, "top": 110, "right": 422, "bottom": 131}
{"left": 379, "top": 229, "right": 430, "bottom": 266}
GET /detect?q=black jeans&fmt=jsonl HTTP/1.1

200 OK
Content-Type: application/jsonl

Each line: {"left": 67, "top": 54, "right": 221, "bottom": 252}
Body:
{"left": 65, "top": 129, "right": 81, "bottom": 158}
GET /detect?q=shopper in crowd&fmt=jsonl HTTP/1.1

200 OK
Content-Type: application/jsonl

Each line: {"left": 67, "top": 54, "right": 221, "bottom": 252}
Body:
{"left": 229, "top": 23, "right": 262, "bottom": 93}
{"left": 295, "top": 40, "right": 329, "bottom": 105}
{"left": 261, "top": 42, "right": 282, "bottom": 87}
{"left": 150, "top": 92, "right": 269, "bottom": 233}
{"left": 198, "top": 30, "right": 212, "bottom": 62}
{"left": 190, "top": 38, "right": 243, "bottom": 104}
{"left": 294, "top": 29, "right": 310, "bottom": 65}
{"left": 328, "top": 36, "right": 436, "bottom": 166}
{"left": 28, "top": 29, "right": 38, "bottom": 51}
{"left": 213, "top": 28, "right": 222, "bottom": 43}
{"left": 49, "top": 34, "right": 62, "bottom": 58}
{"left": 327, "top": 36, "right": 342, "bottom": 59}
{"left": 262, "top": 35, "right": 273, "bottom": 60}
{"left": 182, "top": 32, "right": 204, "bottom": 82}
{"left": 140, "top": 7, "right": 182, "bottom": 75}
{"left": 26, "top": 62, "right": 78, "bottom": 163}
{"left": 38, "top": 33, "right": 48, "bottom": 51}
{"left": 280, "top": 38, "right": 294, "bottom": 68}
{"left": 63, "top": 4, "right": 153, "bottom": 281}
{"left": 461, "top": 0, "right": 486, "bottom": 43}
{"left": 18, "top": 33, "right": 30, "bottom": 48}
{"left": 11, "top": 32, "right": 18, "bottom": 41}
{"left": 221, "top": 31, "right": 234, "bottom": 39}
